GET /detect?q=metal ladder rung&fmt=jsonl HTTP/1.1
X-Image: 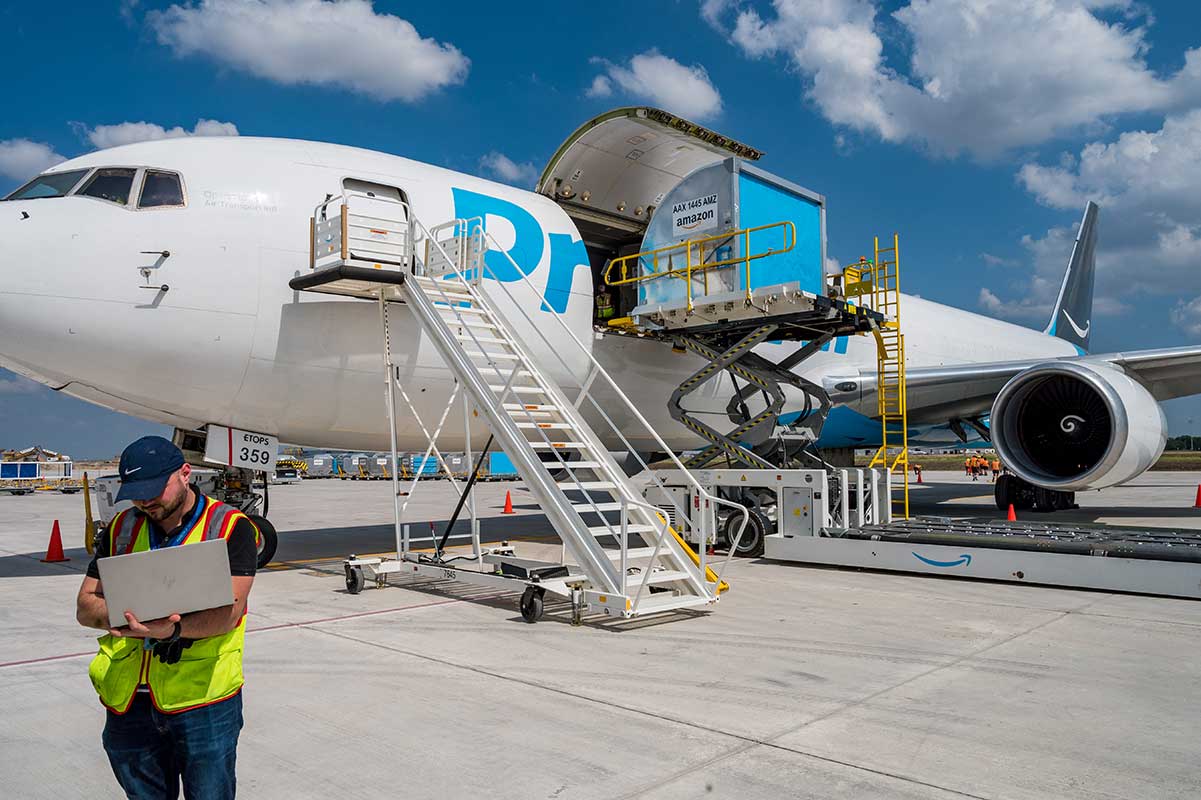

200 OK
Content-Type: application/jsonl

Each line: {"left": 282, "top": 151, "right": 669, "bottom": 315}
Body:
{"left": 563, "top": 461, "right": 603, "bottom": 469}
{"left": 529, "top": 441, "right": 588, "bottom": 449}
{"left": 516, "top": 421, "right": 574, "bottom": 430}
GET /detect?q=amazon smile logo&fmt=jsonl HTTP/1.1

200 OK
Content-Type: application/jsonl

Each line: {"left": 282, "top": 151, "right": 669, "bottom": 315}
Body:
{"left": 912, "top": 552, "right": 973, "bottom": 568}
{"left": 1062, "top": 310, "right": 1090, "bottom": 338}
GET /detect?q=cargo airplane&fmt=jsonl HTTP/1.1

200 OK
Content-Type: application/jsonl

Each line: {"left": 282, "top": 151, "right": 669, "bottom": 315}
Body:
{"left": 2, "top": 108, "right": 1199, "bottom": 524}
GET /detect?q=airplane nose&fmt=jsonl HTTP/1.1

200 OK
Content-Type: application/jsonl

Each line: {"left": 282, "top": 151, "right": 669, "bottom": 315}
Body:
{"left": 0, "top": 201, "right": 73, "bottom": 385}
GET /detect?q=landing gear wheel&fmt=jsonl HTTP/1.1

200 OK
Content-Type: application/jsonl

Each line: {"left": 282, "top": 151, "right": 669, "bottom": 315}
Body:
{"left": 520, "top": 586, "right": 545, "bottom": 623}
{"left": 247, "top": 514, "right": 278, "bottom": 569}
{"left": 994, "top": 475, "right": 1014, "bottom": 511}
{"left": 725, "top": 507, "right": 768, "bottom": 558}
{"left": 1033, "top": 487, "right": 1058, "bottom": 513}
{"left": 345, "top": 564, "right": 365, "bottom": 595}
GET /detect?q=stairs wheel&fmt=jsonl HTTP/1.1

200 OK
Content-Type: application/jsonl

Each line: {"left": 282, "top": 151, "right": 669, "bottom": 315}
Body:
{"left": 520, "top": 586, "right": 545, "bottom": 623}
{"left": 345, "top": 564, "right": 365, "bottom": 595}
{"left": 725, "top": 507, "right": 767, "bottom": 558}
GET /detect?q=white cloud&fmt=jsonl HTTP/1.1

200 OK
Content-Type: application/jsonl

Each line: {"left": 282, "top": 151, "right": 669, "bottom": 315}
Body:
{"left": 710, "top": 0, "right": 1194, "bottom": 158}
{"left": 84, "top": 119, "right": 239, "bottom": 150}
{"left": 1013, "top": 109, "right": 1201, "bottom": 321}
{"left": 978, "top": 286, "right": 1053, "bottom": 322}
{"left": 149, "top": 0, "right": 469, "bottom": 103}
{"left": 589, "top": 51, "right": 723, "bottom": 121}
{"left": 0, "top": 139, "right": 66, "bottom": 181}
{"left": 1172, "top": 296, "right": 1201, "bottom": 338}
{"left": 585, "top": 75, "right": 613, "bottom": 98}
{"left": 478, "top": 152, "right": 539, "bottom": 187}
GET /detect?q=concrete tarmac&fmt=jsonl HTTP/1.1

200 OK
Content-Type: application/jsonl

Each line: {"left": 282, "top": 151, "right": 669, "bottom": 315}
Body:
{"left": 1, "top": 473, "right": 1199, "bottom": 798}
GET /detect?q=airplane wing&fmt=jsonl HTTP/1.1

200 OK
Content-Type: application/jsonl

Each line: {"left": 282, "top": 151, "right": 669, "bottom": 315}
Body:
{"left": 836, "top": 345, "right": 1201, "bottom": 425}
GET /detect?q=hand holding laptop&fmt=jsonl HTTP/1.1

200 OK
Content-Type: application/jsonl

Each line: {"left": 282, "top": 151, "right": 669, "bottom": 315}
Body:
{"left": 109, "top": 609, "right": 183, "bottom": 640}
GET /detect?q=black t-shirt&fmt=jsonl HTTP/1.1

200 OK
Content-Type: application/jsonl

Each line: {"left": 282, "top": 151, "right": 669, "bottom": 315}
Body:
{"left": 85, "top": 487, "right": 259, "bottom": 579}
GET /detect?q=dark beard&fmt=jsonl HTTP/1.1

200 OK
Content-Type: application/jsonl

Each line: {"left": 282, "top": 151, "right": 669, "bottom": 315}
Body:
{"left": 144, "top": 490, "right": 187, "bottom": 523}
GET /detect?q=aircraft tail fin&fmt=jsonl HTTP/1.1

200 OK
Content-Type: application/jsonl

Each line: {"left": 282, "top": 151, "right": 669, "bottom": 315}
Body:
{"left": 1045, "top": 201, "right": 1098, "bottom": 353}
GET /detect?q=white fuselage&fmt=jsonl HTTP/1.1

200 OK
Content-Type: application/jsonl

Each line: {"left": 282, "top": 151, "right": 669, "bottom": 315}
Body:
{"left": 0, "top": 137, "right": 1076, "bottom": 452}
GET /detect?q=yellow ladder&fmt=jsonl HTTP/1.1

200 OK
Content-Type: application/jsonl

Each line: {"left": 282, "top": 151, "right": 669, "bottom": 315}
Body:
{"left": 865, "top": 234, "right": 909, "bottom": 518}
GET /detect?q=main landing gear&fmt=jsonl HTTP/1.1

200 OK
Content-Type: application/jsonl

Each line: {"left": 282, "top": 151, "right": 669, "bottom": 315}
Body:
{"left": 994, "top": 474, "right": 1077, "bottom": 513}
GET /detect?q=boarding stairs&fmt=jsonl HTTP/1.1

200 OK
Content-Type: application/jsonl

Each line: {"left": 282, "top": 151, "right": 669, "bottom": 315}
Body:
{"left": 292, "top": 190, "right": 746, "bottom": 620}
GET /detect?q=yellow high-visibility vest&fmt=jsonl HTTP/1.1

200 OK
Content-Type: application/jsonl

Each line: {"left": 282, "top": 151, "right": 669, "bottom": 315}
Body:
{"left": 88, "top": 496, "right": 254, "bottom": 714}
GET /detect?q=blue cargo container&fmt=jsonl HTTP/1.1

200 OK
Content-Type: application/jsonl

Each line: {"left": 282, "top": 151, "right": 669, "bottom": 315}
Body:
{"left": 487, "top": 452, "right": 518, "bottom": 480}
{"left": 406, "top": 454, "right": 442, "bottom": 478}
{"left": 634, "top": 157, "right": 826, "bottom": 311}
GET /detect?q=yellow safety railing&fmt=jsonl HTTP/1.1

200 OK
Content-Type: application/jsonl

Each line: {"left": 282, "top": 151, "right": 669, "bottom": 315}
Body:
{"left": 603, "top": 221, "right": 796, "bottom": 311}
{"left": 850, "top": 235, "right": 909, "bottom": 519}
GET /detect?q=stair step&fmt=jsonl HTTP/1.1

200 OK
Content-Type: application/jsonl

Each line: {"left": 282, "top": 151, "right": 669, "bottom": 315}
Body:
{"left": 455, "top": 334, "right": 512, "bottom": 347}
{"left": 530, "top": 441, "right": 589, "bottom": 450}
{"left": 589, "top": 524, "right": 658, "bottom": 537}
{"left": 437, "top": 305, "right": 490, "bottom": 316}
{"left": 489, "top": 385, "right": 546, "bottom": 395}
{"left": 603, "top": 547, "right": 662, "bottom": 560}
{"left": 629, "top": 593, "right": 713, "bottom": 615}
{"left": 572, "top": 501, "right": 624, "bottom": 512}
{"left": 557, "top": 480, "right": 617, "bottom": 491}
{"left": 502, "top": 403, "right": 559, "bottom": 413}
{"left": 562, "top": 461, "right": 602, "bottom": 469}
{"left": 626, "top": 569, "right": 691, "bottom": 587}
{"left": 467, "top": 351, "right": 522, "bottom": 361}
{"left": 516, "top": 422, "right": 573, "bottom": 430}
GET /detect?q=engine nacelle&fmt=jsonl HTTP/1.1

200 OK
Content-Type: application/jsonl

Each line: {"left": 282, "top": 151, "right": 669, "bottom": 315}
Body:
{"left": 991, "top": 362, "right": 1166, "bottom": 491}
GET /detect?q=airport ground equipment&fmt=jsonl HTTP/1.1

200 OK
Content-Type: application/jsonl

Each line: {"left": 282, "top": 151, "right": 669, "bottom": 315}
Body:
{"left": 644, "top": 465, "right": 1201, "bottom": 599}
{"left": 602, "top": 157, "right": 886, "bottom": 473}
{"left": 486, "top": 452, "right": 518, "bottom": 480}
{"left": 405, "top": 453, "right": 442, "bottom": 479}
{"left": 639, "top": 467, "right": 890, "bottom": 557}
{"left": 765, "top": 515, "right": 1201, "bottom": 600}
{"left": 292, "top": 190, "right": 749, "bottom": 622}
{"left": 306, "top": 454, "right": 334, "bottom": 478}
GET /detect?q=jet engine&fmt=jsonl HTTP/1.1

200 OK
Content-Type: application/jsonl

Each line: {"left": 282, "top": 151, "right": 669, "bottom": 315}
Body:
{"left": 991, "top": 361, "right": 1166, "bottom": 491}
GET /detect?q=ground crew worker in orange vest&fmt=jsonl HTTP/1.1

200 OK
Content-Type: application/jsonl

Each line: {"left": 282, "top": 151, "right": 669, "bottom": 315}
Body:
{"left": 991, "top": 457, "right": 1001, "bottom": 481}
{"left": 76, "top": 436, "right": 259, "bottom": 799}
{"left": 964, "top": 456, "right": 972, "bottom": 476}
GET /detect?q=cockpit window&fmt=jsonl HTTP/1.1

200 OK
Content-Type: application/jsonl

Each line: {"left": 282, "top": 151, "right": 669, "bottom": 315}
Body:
{"left": 79, "top": 168, "right": 137, "bottom": 206}
{"left": 5, "top": 169, "right": 90, "bottom": 201}
{"left": 138, "top": 170, "right": 185, "bottom": 208}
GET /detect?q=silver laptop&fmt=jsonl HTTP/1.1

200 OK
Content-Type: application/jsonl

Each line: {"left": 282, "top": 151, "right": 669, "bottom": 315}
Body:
{"left": 97, "top": 538, "right": 233, "bottom": 630}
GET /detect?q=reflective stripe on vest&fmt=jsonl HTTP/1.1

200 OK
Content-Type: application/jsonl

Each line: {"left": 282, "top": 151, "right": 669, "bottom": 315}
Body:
{"left": 89, "top": 495, "right": 249, "bottom": 714}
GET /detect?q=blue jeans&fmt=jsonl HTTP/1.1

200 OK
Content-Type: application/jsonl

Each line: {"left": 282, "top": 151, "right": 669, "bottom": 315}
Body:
{"left": 102, "top": 691, "right": 243, "bottom": 799}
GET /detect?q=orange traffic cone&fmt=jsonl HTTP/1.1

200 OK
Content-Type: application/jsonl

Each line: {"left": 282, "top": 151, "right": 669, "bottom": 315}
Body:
{"left": 41, "top": 519, "right": 69, "bottom": 563}
{"left": 1194, "top": 484, "right": 1201, "bottom": 509}
{"left": 916, "top": 468, "right": 923, "bottom": 485}
{"left": 1006, "top": 503, "right": 1017, "bottom": 522}
{"left": 502, "top": 490, "right": 515, "bottom": 514}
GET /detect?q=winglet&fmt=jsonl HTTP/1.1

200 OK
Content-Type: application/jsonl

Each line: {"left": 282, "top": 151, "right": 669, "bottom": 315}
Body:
{"left": 1045, "top": 201, "right": 1098, "bottom": 353}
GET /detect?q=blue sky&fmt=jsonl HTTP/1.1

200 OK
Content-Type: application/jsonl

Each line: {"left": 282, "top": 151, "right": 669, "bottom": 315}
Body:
{"left": 2, "top": 0, "right": 1200, "bottom": 457}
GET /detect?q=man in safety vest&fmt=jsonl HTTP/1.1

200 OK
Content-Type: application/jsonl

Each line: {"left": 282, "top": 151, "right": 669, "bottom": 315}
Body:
{"left": 76, "top": 436, "right": 259, "bottom": 799}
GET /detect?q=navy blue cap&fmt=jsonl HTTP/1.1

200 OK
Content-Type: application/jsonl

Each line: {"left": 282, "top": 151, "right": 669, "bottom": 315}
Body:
{"left": 115, "top": 436, "right": 186, "bottom": 502}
